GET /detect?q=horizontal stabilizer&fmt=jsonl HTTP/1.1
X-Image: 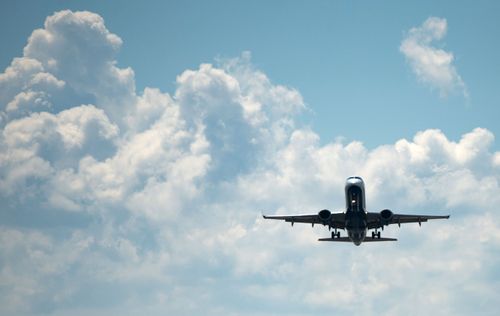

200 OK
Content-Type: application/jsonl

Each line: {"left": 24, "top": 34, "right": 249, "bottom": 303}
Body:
{"left": 361, "top": 237, "right": 397, "bottom": 242}
{"left": 318, "top": 237, "right": 397, "bottom": 242}
{"left": 318, "top": 237, "right": 352, "bottom": 242}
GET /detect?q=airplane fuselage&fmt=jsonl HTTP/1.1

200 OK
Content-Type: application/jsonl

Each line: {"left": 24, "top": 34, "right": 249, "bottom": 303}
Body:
{"left": 344, "top": 176, "right": 368, "bottom": 246}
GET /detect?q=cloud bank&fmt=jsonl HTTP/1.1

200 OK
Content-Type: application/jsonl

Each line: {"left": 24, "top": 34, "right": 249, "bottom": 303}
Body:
{"left": 1, "top": 10, "right": 499, "bottom": 315}
{"left": 400, "top": 17, "right": 468, "bottom": 97}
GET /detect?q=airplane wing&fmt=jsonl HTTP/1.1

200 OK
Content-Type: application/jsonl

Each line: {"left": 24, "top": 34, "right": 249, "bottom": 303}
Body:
{"left": 366, "top": 211, "right": 450, "bottom": 229}
{"left": 263, "top": 211, "right": 346, "bottom": 229}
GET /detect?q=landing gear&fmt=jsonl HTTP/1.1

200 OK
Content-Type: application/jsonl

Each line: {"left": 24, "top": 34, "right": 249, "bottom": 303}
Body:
{"left": 371, "top": 230, "right": 381, "bottom": 239}
{"left": 331, "top": 230, "right": 341, "bottom": 239}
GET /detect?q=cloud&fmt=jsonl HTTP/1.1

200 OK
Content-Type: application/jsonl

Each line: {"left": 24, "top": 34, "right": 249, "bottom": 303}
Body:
{"left": 0, "top": 10, "right": 134, "bottom": 127}
{"left": 400, "top": 17, "right": 468, "bottom": 97}
{"left": 1, "top": 10, "right": 500, "bottom": 316}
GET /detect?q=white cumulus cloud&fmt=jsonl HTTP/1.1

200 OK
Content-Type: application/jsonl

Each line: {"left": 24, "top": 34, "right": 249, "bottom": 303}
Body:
{"left": 400, "top": 17, "right": 468, "bottom": 97}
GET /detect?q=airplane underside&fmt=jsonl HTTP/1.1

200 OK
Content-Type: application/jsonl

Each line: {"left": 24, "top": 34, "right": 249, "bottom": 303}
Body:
{"left": 262, "top": 176, "right": 450, "bottom": 246}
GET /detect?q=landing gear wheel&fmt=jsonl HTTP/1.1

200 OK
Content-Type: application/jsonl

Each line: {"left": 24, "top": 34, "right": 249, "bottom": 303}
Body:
{"left": 377, "top": 231, "right": 381, "bottom": 239}
{"left": 331, "top": 231, "right": 341, "bottom": 239}
{"left": 372, "top": 231, "right": 375, "bottom": 239}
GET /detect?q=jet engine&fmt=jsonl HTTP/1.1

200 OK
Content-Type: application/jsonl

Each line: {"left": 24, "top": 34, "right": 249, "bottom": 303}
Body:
{"left": 318, "top": 209, "right": 332, "bottom": 224}
{"left": 380, "top": 209, "right": 393, "bottom": 225}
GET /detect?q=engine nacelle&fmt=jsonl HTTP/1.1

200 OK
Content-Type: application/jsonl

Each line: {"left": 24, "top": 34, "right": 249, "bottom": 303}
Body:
{"left": 318, "top": 209, "right": 332, "bottom": 223}
{"left": 380, "top": 209, "right": 393, "bottom": 225}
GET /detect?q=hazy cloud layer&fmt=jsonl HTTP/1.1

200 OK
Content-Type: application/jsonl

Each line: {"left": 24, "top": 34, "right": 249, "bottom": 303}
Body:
{"left": 1, "top": 10, "right": 499, "bottom": 315}
{"left": 400, "top": 17, "right": 468, "bottom": 97}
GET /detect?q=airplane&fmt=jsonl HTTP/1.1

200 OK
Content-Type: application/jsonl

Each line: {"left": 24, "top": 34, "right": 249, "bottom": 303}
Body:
{"left": 263, "top": 176, "right": 450, "bottom": 246}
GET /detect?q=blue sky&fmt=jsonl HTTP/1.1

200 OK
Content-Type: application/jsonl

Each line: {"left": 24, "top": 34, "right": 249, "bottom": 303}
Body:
{"left": 1, "top": 1, "right": 500, "bottom": 315}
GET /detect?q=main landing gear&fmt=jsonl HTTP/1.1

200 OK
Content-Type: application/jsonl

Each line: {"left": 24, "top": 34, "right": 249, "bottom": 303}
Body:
{"left": 331, "top": 229, "right": 341, "bottom": 239}
{"left": 372, "top": 230, "right": 381, "bottom": 239}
